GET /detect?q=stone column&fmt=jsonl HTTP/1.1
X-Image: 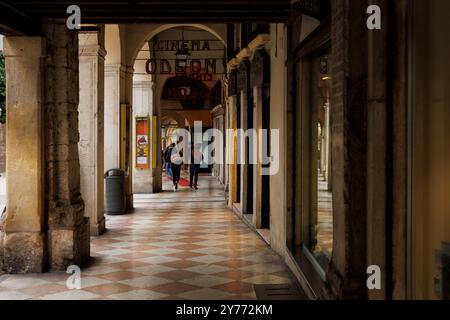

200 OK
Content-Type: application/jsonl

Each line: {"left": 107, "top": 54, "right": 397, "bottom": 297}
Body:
{"left": 239, "top": 90, "right": 248, "bottom": 215}
{"left": 132, "top": 81, "right": 153, "bottom": 193}
{"left": 104, "top": 63, "right": 122, "bottom": 171}
{"left": 123, "top": 66, "right": 134, "bottom": 207}
{"left": 253, "top": 86, "right": 263, "bottom": 228}
{"left": 151, "top": 81, "right": 162, "bottom": 193}
{"left": 327, "top": 0, "right": 369, "bottom": 298}
{"left": 79, "top": 28, "right": 106, "bottom": 236}
{"left": 1, "top": 37, "right": 46, "bottom": 273}
{"left": 43, "top": 23, "right": 90, "bottom": 270}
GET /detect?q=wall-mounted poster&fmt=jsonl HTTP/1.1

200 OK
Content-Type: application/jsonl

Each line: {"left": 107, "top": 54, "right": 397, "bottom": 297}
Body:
{"left": 136, "top": 117, "right": 150, "bottom": 169}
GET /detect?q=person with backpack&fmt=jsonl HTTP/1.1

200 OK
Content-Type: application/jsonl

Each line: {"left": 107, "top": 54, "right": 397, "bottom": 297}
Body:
{"left": 164, "top": 144, "right": 174, "bottom": 177}
{"left": 169, "top": 141, "right": 183, "bottom": 192}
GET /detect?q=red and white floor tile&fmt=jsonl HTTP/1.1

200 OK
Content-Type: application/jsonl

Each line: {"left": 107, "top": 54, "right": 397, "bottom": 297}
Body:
{"left": 0, "top": 175, "right": 296, "bottom": 300}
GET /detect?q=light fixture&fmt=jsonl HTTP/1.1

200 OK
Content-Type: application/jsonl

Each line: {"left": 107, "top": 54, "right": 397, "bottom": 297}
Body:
{"left": 175, "top": 27, "right": 189, "bottom": 68}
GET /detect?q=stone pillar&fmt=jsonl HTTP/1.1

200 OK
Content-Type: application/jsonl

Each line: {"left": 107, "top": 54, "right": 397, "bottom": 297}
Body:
{"left": 104, "top": 63, "right": 122, "bottom": 171}
{"left": 1, "top": 37, "right": 46, "bottom": 273}
{"left": 253, "top": 86, "right": 263, "bottom": 228}
{"left": 228, "top": 95, "right": 238, "bottom": 207}
{"left": 43, "top": 23, "right": 90, "bottom": 270}
{"left": 152, "top": 81, "right": 162, "bottom": 193}
{"left": 132, "top": 81, "right": 153, "bottom": 193}
{"left": 79, "top": 28, "right": 106, "bottom": 236}
{"left": 239, "top": 90, "right": 248, "bottom": 214}
{"left": 327, "top": 0, "right": 369, "bottom": 299}
{"left": 124, "top": 66, "right": 134, "bottom": 207}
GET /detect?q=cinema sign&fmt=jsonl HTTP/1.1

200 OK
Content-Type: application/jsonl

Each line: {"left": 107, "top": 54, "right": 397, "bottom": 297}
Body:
{"left": 145, "top": 58, "right": 218, "bottom": 76}
{"left": 151, "top": 39, "right": 212, "bottom": 52}
{"left": 145, "top": 39, "right": 224, "bottom": 76}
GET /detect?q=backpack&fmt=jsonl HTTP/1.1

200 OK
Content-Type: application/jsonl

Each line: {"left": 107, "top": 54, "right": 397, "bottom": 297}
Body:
{"left": 164, "top": 148, "right": 172, "bottom": 163}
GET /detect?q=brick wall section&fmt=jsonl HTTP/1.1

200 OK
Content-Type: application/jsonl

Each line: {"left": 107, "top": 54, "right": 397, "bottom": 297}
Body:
{"left": 0, "top": 124, "right": 5, "bottom": 173}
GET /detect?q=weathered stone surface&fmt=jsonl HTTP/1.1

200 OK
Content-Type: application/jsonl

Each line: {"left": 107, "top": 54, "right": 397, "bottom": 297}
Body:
{"left": 1, "top": 24, "right": 91, "bottom": 274}
{"left": 3, "top": 37, "right": 45, "bottom": 234}
{"left": 90, "top": 216, "right": 105, "bottom": 237}
{"left": 3, "top": 232, "right": 45, "bottom": 273}
{"left": 49, "top": 218, "right": 90, "bottom": 270}
{"left": 43, "top": 23, "right": 90, "bottom": 270}
{"left": 48, "top": 202, "right": 84, "bottom": 229}
{"left": 79, "top": 31, "right": 106, "bottom": 236}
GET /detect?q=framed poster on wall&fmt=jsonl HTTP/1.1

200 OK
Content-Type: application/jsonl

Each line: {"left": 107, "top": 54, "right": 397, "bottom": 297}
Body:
{"left": 152, "top": 116, "right": 157, "bottom": 169}
{"left": 135, "top": 116, "right": 150, "bottom": 169}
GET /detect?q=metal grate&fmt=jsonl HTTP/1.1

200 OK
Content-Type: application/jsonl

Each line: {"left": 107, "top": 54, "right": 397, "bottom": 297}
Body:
{"left": 254, "top": 284, "right": 307, "bottom": 300}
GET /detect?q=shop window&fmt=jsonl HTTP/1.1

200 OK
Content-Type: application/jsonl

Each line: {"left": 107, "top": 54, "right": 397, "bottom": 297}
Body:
{"left": 297, "top": 44, "right": 333, "bottom": 274}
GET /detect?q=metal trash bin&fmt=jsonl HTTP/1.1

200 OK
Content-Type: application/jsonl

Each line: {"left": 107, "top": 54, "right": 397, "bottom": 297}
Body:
{"left": 104, "top": 168, "right": 126, "bottom": 215}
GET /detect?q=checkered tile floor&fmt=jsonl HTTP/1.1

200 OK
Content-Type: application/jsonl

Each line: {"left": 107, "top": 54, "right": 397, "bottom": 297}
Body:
{"left": 0, "top": 175, "right": 296, "bottom": 300}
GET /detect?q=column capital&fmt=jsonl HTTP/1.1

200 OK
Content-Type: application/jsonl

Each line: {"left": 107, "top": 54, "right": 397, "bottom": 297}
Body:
{"left": 124, "top": 65, "right": 135, "bottom": 74}
{"left": 105, "top": 63, "right": 123, "bottom": 73}
{"left": 133, "top": 81, "right": 155, "bottom": 89}
{"left": 3, "top": 37, "right": 46, "bottom": 58}
{"left": 79, "top": 44, "right": 107, "bottom": 59}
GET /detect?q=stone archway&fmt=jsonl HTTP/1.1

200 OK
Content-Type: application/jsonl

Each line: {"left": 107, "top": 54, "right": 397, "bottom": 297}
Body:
{"left": 130, "top": 24, "right": 226, "bottom": 194}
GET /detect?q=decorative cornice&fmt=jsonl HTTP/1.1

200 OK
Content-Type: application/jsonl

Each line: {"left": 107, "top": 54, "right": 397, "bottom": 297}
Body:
{"left": 211, "top": 104, "right": 224, "bottom": 117}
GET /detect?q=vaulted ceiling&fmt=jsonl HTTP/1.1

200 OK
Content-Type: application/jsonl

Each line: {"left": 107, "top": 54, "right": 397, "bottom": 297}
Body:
{"left": 0, "top": 0, "right": 292, "bottom": 35}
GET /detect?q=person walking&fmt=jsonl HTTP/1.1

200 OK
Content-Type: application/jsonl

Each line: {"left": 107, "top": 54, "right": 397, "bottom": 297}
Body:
{"left": 190, "top": 143, "right": 202, "bottom": 190}
{"left": 164, "top": 144, "right": 174, "bottom": 177}
{"left": 170, "top": 142, "right": 183, "bottom": 192}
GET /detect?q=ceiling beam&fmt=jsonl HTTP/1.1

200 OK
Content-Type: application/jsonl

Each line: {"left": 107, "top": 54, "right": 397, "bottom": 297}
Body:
{"left": 3, "top": 0, "right": 291, "bottom": 24}
{"left": 0, "top": 1, "right": 40, "bottom": 35}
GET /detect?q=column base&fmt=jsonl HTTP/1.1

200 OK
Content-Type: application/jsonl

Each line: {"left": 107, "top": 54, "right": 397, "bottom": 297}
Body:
{"left": 126, "top": 194, "right": 134, "bottom": 210}
{"left": 90, "top": 216, "right": 106, "bottom": 236}
{"left": 326, "top": 261, "right": 368, "bottom": 299}
{"left": 49, "top": 217, "right": 90, "bottom": 271}
{"left": 151, "top": 170, "right": 163, "bottom": 193}
{"left": 2, "top": 232, "right": 45, "bottom": 274}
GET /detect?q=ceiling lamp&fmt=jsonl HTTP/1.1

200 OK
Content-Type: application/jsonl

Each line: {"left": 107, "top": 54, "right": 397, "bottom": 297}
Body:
{"left": 175, "top": 27, "right": 190, "bottom": 68}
